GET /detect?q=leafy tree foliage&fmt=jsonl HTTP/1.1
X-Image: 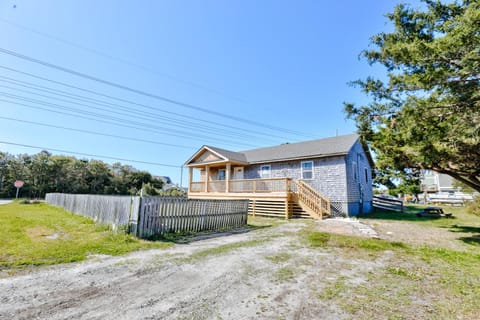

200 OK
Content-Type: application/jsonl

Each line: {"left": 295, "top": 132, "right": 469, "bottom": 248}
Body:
{"left": 0, "top": 151, "right": 164, "bottom": 198}
{"left": 345, "top": 0, "right": 480, "bottom": 192}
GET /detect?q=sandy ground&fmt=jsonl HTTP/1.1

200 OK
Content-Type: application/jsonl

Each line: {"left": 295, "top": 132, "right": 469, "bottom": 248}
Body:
{"left": 0, "top": 219, "right": 384, "bottom": 320}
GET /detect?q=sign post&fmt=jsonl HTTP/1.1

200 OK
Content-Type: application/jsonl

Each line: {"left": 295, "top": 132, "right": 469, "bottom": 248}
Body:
{"left": 14, "top": 180, "right": 24, "bottom": 199}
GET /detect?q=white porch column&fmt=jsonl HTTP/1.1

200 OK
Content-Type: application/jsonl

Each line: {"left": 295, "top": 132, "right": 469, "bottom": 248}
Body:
{"left": 225, "top": 163, "right": 231, "bottom": 192}
{"left": 204, "top": 165, "right": 209, "bottom": 192}
{"left": 188, "top": 167, "right": 193, "bottom": 192}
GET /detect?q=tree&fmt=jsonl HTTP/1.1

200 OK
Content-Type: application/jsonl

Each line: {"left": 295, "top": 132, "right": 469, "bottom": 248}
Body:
{"left": 345, "top": 0, "right": 480, "bottom": 192}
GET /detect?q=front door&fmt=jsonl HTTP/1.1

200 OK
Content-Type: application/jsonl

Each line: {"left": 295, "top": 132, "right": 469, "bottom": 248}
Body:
{"left": 232, "top": 167, "right": 244, "bottom": 192}
{"left": 233, "top": 167, "right": 244, "bottom": 180}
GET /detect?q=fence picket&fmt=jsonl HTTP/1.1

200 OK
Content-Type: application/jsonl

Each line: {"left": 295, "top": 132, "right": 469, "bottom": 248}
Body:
{"left": 46, "top": 193, "right": 248, "bottom": 238}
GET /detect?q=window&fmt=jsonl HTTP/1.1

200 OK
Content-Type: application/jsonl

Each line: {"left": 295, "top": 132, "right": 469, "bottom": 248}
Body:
{"left": 352, "top": 162, "right": 357, "bottom": 181}
{"left": 365, "top": 168, "right": 369, "bottom": 183}
{"left": 301, "top": 161, "right": 314, "bottom": 180}
{"left": 260, "top": 165, "right": 271, "bottom": 178}
{"left": 217, "top": 169, "right": 226, "bottom": 180}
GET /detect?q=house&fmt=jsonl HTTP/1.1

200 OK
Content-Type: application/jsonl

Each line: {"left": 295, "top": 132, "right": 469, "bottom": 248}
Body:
{"left": 420, "top": 170, "right": 455, "bottom": 193}
{"left": 184, "top": 133, "right": 374, "bottom": 218}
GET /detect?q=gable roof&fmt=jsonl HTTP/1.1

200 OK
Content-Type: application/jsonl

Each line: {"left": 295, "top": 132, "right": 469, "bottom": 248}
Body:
{"left": 206, "top": 145, "right": 247, "bottom": 163}
{"left": 241, "top": 133, "right": 360, "bottom": 163}
{"left": 184, "top": 145, "right": 247, "bottom": 166}
{"left": 185, "top": 134, "right": 365, "bottom": 166}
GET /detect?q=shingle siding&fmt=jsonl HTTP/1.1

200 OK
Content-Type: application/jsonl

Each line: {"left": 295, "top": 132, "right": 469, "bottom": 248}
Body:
{"left": 243, "top": 140, "right": 373, "bottom": 216}
{"left": 345, "top": 141, "right": 373, "bottom": 215}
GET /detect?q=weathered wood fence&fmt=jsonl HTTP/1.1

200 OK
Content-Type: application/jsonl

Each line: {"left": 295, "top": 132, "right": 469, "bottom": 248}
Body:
{"left": 137, "top": 197, "right": 249, "bottom": 238}
{"left": 45, "top": 193, "right": 249, "bottom": 238}
{"left": 372, "top": 195, "right": 404, "bottom": 213}
{"left": 45, "top": 193, "right": 139, "bottom": 230}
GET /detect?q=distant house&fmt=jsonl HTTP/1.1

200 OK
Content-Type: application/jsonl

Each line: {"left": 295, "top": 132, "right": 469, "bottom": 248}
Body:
{"left": 420, "top": 170, "right": 455, "bottom": 193}
{"left": 184, "top": 134, "right": 374, "bottom": 218}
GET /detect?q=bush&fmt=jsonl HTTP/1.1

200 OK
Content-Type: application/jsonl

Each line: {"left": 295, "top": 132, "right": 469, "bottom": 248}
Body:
{"left": 466, "top": 196, "right": 480, "bottom": 216}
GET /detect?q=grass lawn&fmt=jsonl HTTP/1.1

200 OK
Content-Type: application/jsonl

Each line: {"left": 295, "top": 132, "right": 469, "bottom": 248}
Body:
{"left": 304, "top": 204, "right": 480, "bottom": 319}
{"left": 0, "top": 201, "right": 170, "bottom": 270}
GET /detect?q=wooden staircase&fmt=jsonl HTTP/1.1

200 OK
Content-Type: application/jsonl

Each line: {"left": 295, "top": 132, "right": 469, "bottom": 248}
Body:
{"left": 291, "top": 180, "right": 331, "bottom": 219}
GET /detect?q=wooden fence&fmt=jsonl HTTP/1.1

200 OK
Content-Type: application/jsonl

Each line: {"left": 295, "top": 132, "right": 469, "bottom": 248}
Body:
{"left": 45, "top": 193, "right": 139, "bottom": 231}
{"left": 45, "top": 193, "right": 249, "bottom": 238}
{"left": 372, "top": 195, "right": 404, "bottom": 213}
{"left": 137, "top": 197, "right": 249, "bottom": 238}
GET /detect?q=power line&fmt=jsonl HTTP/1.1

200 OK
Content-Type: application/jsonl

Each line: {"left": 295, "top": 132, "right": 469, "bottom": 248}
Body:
{"left": 0, "top": 67, "right": 293, "bottom": 142}
{"left": 0, "top": 140, "right": 182, "bottom": 168}
{"left": 0, "top": 47, "right": 311, "bottom": 137}
{"left": 0, "top": 16, "right": 249, "bottom": 104}
{"left": 0, "top": 81, "right": 275, "bottom": 143}
{"left": 0, "top": 96, "right": 258, "bottom": 148}
{"left": 0, "top": 116, "right": 196, "bottom": 150}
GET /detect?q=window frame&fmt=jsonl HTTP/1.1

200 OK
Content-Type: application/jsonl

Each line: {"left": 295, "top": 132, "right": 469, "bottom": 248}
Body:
{"left": 259, "top": 165, "right": 271, "bottom": 179}
{"left": 352, "top": 162, "right": 358, "bottom": 181}
{"left": 301, "top": 161, "right": 314, "bottom": 180}
{"left": 217, "top": 169, "right": 226, "bottom": 181}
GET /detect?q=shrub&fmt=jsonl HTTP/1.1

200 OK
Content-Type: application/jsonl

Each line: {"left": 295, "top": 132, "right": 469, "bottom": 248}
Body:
{"left": 466, "top": 196, "right": 480, "bottom": 217}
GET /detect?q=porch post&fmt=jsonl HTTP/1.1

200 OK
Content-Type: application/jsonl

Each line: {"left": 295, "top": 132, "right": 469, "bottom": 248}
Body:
{"left": 204, "top": 165, "right": 209, "bottom": 192}
{"left": 188, "top": 167, "right": 193, "bottom": 192}
{"left": 225, "top": 163, "right": 231, "bottom": 192}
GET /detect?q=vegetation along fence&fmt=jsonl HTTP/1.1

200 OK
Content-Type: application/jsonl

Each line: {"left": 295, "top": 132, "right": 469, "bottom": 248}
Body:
{"left": 45, "top": 193, "right": 249, "bottom": 238}
{"left": 372, "top": 195, "right": 404, "bottom": 213}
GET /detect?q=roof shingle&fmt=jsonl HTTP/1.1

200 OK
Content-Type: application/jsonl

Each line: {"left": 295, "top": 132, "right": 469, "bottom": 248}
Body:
{"left": 240, "top": 133, "right": 359, "bottom": 163}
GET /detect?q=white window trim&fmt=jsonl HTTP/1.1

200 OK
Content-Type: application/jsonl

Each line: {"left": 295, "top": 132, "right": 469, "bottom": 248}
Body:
{"left": 301, "top": 161, "right": 314, "bottom": 180}
{"left": 260, "top": 165, "right": 271, "bottom": 179}
{"left": 217, "top": 169, "right": 226, "bottom": 180}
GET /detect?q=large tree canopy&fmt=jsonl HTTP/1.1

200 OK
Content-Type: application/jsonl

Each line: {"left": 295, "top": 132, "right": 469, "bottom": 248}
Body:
{"left": 345, "top": 0, "right": 480, "bottom": 192}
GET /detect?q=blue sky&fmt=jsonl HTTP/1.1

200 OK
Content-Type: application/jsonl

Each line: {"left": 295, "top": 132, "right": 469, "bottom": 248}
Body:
{"left": 0, "top": 0, "right": 421, "bottom": 186}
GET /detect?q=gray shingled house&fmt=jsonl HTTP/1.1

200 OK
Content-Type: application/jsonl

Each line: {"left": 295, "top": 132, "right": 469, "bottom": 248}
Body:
{"left": 185, "top": 133, "right": 374, "bottom": 218}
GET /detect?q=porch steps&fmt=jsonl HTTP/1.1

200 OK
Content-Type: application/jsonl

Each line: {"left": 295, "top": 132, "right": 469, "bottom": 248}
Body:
{"left": 292, "top": 180, "right": 331, "bottom": 219}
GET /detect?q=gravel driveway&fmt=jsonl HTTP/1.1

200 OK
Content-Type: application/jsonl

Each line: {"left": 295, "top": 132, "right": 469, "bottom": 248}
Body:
{"left": 0, "top": 219, "right": 382, "bottom": 320}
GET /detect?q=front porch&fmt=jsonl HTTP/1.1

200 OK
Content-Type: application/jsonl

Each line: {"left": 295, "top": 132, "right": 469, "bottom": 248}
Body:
{"left": 187, "top": 167, "right": 330, "bottom": 219}
{"left": 185, "top": 148, "right": 331, "bottom": 219}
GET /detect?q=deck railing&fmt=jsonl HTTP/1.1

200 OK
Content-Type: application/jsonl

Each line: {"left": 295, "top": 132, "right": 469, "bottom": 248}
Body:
{"left": 189, "top": 178, "right": 292, "bottom": 194}
{"left": 292, "top": 180, "right": 331, "bottom": 219}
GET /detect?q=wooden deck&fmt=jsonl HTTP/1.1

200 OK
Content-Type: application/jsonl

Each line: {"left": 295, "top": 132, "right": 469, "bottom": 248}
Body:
{"left": 188, "top": 178, "right": 331, "bottom": 219}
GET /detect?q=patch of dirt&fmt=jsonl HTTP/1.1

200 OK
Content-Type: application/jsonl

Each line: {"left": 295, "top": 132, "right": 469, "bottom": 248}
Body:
{"left": 314, "top": 217, "right": 379, "bottom": 238}
{"left": 371, "top": 220, "right": 476, "bottom": 251}
{"left": 26, "top": 226, "right": 55, "bottom": 240}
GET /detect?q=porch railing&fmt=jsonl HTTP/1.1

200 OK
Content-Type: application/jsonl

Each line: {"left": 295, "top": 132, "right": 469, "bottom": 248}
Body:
{"left": 189, "top": 178, "right": 292, "bottom": 194}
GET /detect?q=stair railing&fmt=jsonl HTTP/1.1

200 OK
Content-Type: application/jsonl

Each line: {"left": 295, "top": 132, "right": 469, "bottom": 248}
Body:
{"left": 292, "top": 180, "right": 331, "bottom": 219}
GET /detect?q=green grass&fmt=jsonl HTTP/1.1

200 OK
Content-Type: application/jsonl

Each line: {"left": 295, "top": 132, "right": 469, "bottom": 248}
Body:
{"left": 306, "top": 231, "right": 407, "bottom": 251}
{"left": 273, "top": 267, "right": 295, "bottom": 282}
{"left": 180, "top": 239, "right": 265, "bottom": 263}
{"left": 305, "top": 230, "right": 480, "bottom": 319}
{"left": 265, "top": 252, "right": 292, "bottom": 264}
{"left": 361, "top": 204, "right": 480, "bottom": 226}
{"left": 0, "top": 201, "right": 170, "bottom": 269}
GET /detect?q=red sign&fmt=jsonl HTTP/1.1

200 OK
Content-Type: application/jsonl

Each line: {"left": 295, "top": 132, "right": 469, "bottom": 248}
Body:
{"left": 14, "top": 180, "right": 24, "bottom": 188}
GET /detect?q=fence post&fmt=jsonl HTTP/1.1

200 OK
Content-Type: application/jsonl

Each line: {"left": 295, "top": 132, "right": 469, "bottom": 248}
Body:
{"left": 136, "top": 196, "right": 144, "bottom": 238}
